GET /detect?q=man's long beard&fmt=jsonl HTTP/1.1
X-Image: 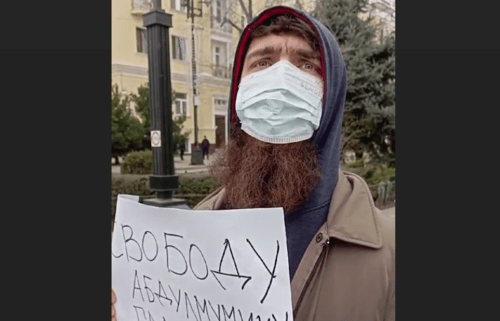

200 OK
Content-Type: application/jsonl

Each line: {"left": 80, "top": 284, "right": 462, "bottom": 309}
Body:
{"left": 209, "top": 127, "right": 322, "bottom": 213}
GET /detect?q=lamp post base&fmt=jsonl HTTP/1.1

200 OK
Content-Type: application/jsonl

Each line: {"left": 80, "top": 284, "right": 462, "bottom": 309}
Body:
{"left": 190, "top": 147, "right": 204, "bottom": 165}
{"left": 141, "top": 197, "right": 190, "bottom": 209}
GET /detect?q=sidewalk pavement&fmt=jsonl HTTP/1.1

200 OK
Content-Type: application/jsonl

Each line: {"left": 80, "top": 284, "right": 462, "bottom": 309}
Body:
{"left": 112, "top": 153, "right": 217, "bottom": 175}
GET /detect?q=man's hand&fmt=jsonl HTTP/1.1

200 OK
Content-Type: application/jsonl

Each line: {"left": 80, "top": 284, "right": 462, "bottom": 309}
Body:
{"left": 112, "top": 288, "right": 117, "bottom": 321}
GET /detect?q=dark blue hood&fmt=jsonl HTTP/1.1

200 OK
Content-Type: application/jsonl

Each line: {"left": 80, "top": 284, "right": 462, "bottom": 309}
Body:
{"left": 227, "top": 6, "right": 347, "bottom": 278}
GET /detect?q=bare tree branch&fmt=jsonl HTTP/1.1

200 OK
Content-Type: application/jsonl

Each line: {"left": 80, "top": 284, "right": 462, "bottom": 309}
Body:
{"left": 222, "top": 17, "right": 243, "bottom": 33}
{"left": 238, "top": 0, "right": 251, "bottom": 21}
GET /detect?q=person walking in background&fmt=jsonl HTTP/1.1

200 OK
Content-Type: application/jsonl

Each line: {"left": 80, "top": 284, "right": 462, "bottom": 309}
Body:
{"left": 179, "top": 141, "right": 185, "bottom": 160}
{"left": 201, "top": 135, "right": 210, "bottom": 160}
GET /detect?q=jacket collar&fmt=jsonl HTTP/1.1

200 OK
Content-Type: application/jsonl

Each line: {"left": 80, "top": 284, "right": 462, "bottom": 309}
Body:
{"left": 194, "top": 171, "right": 383, "bottom": 249}
{"left": 325, "top": 170, "right": 383, "bottom": 249}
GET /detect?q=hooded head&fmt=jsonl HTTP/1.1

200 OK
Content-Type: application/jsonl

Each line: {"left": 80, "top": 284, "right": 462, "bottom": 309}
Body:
{"left": 211, "top": 6, "right": 347, "bottom": 212}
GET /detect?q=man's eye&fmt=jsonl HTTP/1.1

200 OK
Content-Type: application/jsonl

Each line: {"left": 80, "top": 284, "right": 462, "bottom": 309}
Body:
{"left": 301, "top": 63, "right": 315, "bottom": 70}
{"left": 254, "top": 61, "right": 270, "bottom": 69}
{"left": 300, "top": 62, "right": 321, "bottom": 76}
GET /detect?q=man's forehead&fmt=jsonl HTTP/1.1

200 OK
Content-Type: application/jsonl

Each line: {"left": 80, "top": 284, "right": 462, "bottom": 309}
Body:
{"left": 245, "top": 41, "right": 320, "bottom": 64}
{"left": 246, "top": 34, "right": 316, "bottom": 56}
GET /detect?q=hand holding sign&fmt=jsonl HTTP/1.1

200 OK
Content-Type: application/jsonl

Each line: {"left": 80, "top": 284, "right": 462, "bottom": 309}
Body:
{"left": 111, "top": 195, "right": 293, "bottom": 321}
{"left": 112, "top": 289, "right": 117, "bottom": 321}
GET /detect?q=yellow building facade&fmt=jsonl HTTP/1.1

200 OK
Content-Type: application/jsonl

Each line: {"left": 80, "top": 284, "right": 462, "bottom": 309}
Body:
{"left": 113, "top": 0, "right": 239, "bottom": 153}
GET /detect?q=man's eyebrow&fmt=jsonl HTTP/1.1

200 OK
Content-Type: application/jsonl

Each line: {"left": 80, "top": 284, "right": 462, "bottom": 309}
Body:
{"left": 296, "top": 49, "right": 321, "bottom": 60}
{"left": 245, "top": 46, "right": 277, "bottom": 61}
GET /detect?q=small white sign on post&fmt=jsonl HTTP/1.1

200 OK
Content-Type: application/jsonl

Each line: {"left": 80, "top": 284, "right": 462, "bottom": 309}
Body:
{"left": 112, "top": 195, "right": 293, "bottom": 321}
{"left": 151, "top": 130, "right": 161, "bottom": 147}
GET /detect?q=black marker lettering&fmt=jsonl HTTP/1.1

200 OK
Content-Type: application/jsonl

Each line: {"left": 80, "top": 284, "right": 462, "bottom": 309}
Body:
{"left": 164, "top": 233, "right": 188, "bottom": 275}
{"left": 132, "top": 270, "right": 145, "bottom": 302}
{"left": 222, "top": 305, "right": 236, "bottom": 321}
{"left": 133, "top": 305, "right": 146, "bottom": 321}
{"left": 111, "top": 227, "right": 123, "bottom": 258}
{"left": 122, "top": 224, "right": 143, "bottom": 262}
{"left": 194, "top": 296, "right": 211, "bottom": 321}
{"left": 189, "top": 244, "right": 209, "bottom": 280}
{"left": 154, "top": 280, "right": 172, "bottom": 306}
{"left": 148, "top": 310, "right": 156, "bottom": 321}
{"left": 143, "top": 275, "right": 155, "bottom": 303}
{"left": 211, "top": 239, "right": 252, "bottom": 290}
{"left": 168, "top": 285, "right": 181, "bottom": 312}
{"left": 111, "top": 249, "right": 123, "bottom": 258}
{"left": 208, "top": 301, "right": 221, "bottom": 321}
{"left": 247, "top": 239, "right": 279, "bottom": 304}
{"left": 185, "top": 292, "right": 200, "bottom": 321}
{"left": 142, "top": 231, "right": 159, "bottom": 262}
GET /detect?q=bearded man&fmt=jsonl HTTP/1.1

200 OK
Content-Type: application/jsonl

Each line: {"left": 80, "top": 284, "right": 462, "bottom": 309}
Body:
{"left": 195, "top": 6, "right": 395, "bottom": 320}
{"left": 113, "top": 5, "right": 395, "bottom": 321}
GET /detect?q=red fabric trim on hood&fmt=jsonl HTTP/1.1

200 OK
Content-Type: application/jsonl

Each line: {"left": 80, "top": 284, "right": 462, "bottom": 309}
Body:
{"left": 230, "top": 6, "right": 325, "bottom": 125}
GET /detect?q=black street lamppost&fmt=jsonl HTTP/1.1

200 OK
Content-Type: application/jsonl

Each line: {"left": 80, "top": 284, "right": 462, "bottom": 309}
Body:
{"left": 141, "top": 0, "right": 187, "bottom": 208}
{"left": 186, "top": 0, "right": 208, "bottom": 165}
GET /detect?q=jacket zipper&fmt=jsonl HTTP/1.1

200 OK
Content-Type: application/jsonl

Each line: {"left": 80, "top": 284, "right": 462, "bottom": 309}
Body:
{"left": 293, "top": 238, "right": 330, "bottom": 317}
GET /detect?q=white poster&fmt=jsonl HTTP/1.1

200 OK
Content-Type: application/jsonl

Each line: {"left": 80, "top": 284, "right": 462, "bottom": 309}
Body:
{"left": 112, "top": 194, "right": 293, "bottom": 321}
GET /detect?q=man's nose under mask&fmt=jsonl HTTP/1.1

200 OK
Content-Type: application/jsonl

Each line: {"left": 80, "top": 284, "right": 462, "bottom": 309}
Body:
{"left": 235, "top": 60, "right": 323, "bottom": 144}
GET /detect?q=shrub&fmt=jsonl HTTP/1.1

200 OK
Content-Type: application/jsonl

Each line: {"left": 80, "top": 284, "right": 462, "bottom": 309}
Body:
{"left": 342, "top": 162, "right": 395, "bottom": 206}
{"left": 363, "top": 166, "right": 395, "bottom": 187}
{"left": 121, "top": 150, "right": 153, "bottom": 174}
{"left": 178, "top": 174, "right": 219, "bottom": 195}
{"left": 363, "top": 167, "right": 376, "bottom": 180}
{"left": 347, "top": 157, "right": 365, "bottom": 168}
{"left": 177, "top": 173, "right": 220, "bottom": 208}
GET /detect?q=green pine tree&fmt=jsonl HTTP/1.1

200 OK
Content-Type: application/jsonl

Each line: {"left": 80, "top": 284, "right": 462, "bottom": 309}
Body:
{"left": 130, "top": 83, "right": 191, "bottom": 153}
{"left": 313, "top": 0, "right": 395, "bottom": 166}
{"left": 111, "top": 84, "right": 145, "bottom": 164}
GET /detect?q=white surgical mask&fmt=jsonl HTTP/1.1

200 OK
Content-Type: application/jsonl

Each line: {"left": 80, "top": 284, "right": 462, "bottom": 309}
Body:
{"left": 235, "top": 60, "right": 323, "bottom": 144}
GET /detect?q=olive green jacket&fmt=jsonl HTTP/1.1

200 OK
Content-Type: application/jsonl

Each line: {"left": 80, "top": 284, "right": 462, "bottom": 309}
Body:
{"left": 194, "top": 171, "right": 395, "bottom": 321}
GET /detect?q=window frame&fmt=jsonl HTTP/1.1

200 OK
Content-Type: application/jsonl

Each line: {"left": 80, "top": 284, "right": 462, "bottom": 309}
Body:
{"left": 174, "top": 93, "right": 188, "bottom": 117}
{"left": 172, "top": 35, "right": 187, "bottom": 61}
{"left": 136, "top": 27, "right": 147, "bottom": 54}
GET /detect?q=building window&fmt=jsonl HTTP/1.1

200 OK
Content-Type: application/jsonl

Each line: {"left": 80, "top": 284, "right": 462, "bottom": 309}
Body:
{"left": 216, "top": 0, "right": 222, "bottom": 23}
{"left": 132, "top": 0, "right": 152, "bottom": 11}
{"left": 171, "top": 0, "right": 187, "bottom": 12}
{"left": 215, "top": 99, "right": 227, "bottom": 106}
{"left": 211, "top": 40, "right": 230, "bottom": 78}
{"left": 172, "top": 36, "right": 187, "bottom": 61}
{"left": 136, "top": 28, "right": 147, "bottom": 53}
{"left": 175, "top": 93, "right": 188, "bottom": 116}
{"left": 214, "top": 46, "right": 220, "bottom": 65}
{"left": 212, "top": 41, "right": 227, "bottom": 65}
